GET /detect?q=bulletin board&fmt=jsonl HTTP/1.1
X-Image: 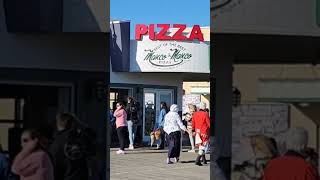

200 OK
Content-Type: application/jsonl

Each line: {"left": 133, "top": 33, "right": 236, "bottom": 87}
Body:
{"left": 182, "top": 94, "right": 201, "bottom": 113}
{"left": 232, "top": 103, "right": 290, "bottom": 165}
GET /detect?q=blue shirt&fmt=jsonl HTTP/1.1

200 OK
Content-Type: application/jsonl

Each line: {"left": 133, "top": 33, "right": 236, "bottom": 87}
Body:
{"left": 158, "top": 109, "right": 167, "bottom": 127}
{"left": 0, "top": 153, "right": 10, "bottom": 180}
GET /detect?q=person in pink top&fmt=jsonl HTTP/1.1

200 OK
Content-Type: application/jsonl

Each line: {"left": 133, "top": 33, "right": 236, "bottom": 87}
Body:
{"left": 113, "top": 101, "right": 128, "bottom": 155}
{"left": 12, "top": 129, "right": 54, "bottom": 180}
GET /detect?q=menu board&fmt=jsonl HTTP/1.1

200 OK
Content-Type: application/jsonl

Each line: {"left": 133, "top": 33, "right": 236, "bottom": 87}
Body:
{"left": 182, "top": 95, "right": 201, "bottom": 113}
{"left": 232, "top": 103, "right": 289, "bottom": 165}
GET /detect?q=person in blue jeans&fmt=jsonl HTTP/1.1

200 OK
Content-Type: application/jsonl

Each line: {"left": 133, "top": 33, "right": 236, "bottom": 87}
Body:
{"left": 0, "top": 145, "right": 10, "bottom": 180}
{"left": 153, "top": 102, "right": 168, "bottom": 149}
{"left": 126, "top": 97, "right": 140, "bottom": 150}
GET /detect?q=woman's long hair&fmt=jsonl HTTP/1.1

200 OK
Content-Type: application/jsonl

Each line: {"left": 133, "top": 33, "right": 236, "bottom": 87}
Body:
{"left": 23, "top": 128, "right": 49, "bottom": 151}
{"left": 160, "top": 102, "right": 168, "bottom": 113}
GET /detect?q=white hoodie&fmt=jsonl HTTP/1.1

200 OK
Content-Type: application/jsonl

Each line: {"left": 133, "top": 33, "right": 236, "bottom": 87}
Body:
{"left": 163, "top": 104, "right": 186, "bottom": 135}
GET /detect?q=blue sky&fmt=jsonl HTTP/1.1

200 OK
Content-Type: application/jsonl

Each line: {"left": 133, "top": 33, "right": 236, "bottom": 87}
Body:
{"left": 110, "top": 0, "right": 210, "bottom": 39}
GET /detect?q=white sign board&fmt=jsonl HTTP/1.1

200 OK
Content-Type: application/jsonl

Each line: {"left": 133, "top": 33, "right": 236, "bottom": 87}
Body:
{"left": 232, "top": 103, "right": 289, "bottom": 165}
{"left": 182, "top": 95, "right": 201, "bottom": 113}
{"left": 130, "top": 40, "right": 210, "bottom": 73}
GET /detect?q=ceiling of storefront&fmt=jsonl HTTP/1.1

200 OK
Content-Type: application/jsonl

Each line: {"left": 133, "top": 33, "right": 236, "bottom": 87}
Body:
{"left": 213, "top": 33, "right": 320, "bottom": 64}
{"left": 181, "top": 73, "right": 210, "bottom": 81}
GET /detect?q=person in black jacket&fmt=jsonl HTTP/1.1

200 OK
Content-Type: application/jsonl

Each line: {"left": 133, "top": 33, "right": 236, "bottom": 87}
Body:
{"left": 49, "top": 113, "right": 90, "bottom": 180}
{"left": 126, "top": 97, "right": 140, "bottom": 150}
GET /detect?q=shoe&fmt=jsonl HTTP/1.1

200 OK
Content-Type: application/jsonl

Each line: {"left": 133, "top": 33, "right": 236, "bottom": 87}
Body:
{"left": 202, "top": 155, "right": 207, "bottom": 164}
{"left": 156, "top": 144, "right": 160, "bottom": 149}
{"left": 128, "top": 145, "right": 134, "bottom": 150}
{"left": 116, "top": 150, "right": 125, "bottom": 155}
{"left": 188, "top": 149, "right": 195, "bottom": 153}
{"left": 174, "top": 157, "right": 179, "bottom": 163}
{"left": 167, "top": 158, "right": 173, "bottom": 164}
{"left": 195, "top": 155, "right": 203, "bottom": 166}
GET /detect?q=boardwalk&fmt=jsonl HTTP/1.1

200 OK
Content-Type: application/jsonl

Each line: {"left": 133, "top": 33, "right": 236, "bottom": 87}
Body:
{"left": 110, "top": 147, "right": 210, "bottom": 180}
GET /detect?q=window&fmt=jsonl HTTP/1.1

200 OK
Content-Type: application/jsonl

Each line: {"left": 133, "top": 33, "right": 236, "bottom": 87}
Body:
{"left": 0, "top": 99, "right": 16, "bottom": 151}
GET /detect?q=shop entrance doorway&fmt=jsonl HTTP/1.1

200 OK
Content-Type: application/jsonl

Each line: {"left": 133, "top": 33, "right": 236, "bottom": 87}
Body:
{"left": 109, "top": 87, "right": 133, "bottom": 111}
{"left": 109, "top": 87, "right": 133, "bottom": 147}
{"left": 0, "top": 82, "right": 73, "bottom": 160}
{"left": 143, "top": 89, "right": 174, "bottom": 142}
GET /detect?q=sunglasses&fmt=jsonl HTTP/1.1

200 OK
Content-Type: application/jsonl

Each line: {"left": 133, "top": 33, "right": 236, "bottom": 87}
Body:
{"left": 22, "top": 138, "right": 31, "bottom": 143}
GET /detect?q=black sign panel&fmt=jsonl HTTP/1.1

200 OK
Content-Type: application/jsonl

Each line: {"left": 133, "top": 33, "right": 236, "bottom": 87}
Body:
{"left": 110, "top": 21, "right": 130, "bottom": 72}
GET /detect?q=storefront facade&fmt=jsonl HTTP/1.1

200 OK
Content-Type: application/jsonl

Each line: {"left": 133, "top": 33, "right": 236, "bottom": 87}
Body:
{"left": 0, "top": 33, "right": 108, "bottom": 180}
{"left": 212, "top": 0, "right": 320, "bottom": 177}
{"left": 110, "top": 21, "right": 210, "bottom": 143}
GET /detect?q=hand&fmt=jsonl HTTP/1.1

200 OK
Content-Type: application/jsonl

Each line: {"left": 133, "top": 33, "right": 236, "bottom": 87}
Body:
{"left": 192, "top": 132, "right": 196, "bottom": 137}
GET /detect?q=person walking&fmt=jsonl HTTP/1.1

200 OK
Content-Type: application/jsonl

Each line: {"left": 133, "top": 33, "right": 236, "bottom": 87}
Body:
{"left": 114, "top": 102, "right": 128, "bottom": 155}
{"left": 184, "top": 104, "right": 196, "bottom": 153}
{"left": 0, "top": 143, "right": 15, "bottom": 180}
{"left": 153, "top": 102, "right": 168, "bottom": 150}
{"left": 263, "top": 128, "right": 319, "bottom": 180}
{"left": 192, "top": 102, "right": 210, "bottom": 166}
{"left": 126, "top": 97, "right": 139, "bottom": 150}
{"left": 49, "top": 112, "right": 94, "bottom": 180}
{"left": 12, "top": 129, "right": 54, "bottom": 180}
{"left": 163, "top": 104, "right": 187, "bottom": 164}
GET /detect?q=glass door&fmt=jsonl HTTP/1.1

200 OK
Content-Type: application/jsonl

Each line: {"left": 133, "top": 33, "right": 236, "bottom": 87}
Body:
{"left": 143, "top": 89, "right": 174, "bottom": 142}
{"left": 143, "top": 92, "right": 156, "bottom": 141}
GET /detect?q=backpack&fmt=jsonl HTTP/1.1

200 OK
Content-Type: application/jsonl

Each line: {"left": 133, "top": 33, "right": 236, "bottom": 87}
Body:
{"left": 64, "top": 128, "right": 96, "bottom": 161}
{"left": 130, "top": 102, "right": 139, "bottom": 123}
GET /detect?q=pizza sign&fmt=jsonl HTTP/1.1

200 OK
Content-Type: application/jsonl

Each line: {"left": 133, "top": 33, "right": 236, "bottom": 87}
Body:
{"left": 135, "top": 24, "right": 204, "bottom": 41}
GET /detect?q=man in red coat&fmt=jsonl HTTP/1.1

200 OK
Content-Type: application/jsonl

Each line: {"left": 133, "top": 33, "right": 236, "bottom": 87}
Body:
{"left": 192, "top": 102, "right": 210, "bottom": 166}
{"left": 263, "top": 128, "right": 319, "bottom": 180}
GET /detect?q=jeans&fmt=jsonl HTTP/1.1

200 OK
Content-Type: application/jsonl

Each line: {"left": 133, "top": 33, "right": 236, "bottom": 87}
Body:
{"left": 127, "top": 120, "right": 137, "bottom": 145}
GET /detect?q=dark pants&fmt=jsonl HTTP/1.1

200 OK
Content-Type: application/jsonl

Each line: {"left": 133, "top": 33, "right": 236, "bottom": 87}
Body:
{"left": 117, "top": 126, "right": 127, "bottom": 150}
{"left": 166, "top": 131, "right": 181, "bottom": 158}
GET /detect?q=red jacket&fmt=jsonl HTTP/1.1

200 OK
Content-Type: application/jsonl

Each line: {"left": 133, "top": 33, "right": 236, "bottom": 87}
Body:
{"left": 192, "top": 110, "right": 210, "bottom": 143}
{"left": 263, "top": 152, "right": 319, "bottom": 180}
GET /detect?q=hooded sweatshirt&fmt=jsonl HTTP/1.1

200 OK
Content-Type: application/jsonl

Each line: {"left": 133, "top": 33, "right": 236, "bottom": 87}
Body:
{"left": 163, "top": 104, "right": 186, "bottom": 135}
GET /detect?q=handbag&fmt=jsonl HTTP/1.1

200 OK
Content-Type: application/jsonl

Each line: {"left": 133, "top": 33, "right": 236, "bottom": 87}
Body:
{"left": 195, "top": 133, "right": 202, "bottom": 145}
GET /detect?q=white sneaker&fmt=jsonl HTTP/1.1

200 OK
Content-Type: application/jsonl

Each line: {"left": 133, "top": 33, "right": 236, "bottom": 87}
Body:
{"left": 188, "top": 149, "right": 196, "bottom": 153}
{"left": 116, "top": 150, "right": 125, "bottom": 155}
{"left": 156, "top": 144, "right": 160, "bottom": 149}
{"left": 128, "top": 145, "right": 134, "bottom": 150}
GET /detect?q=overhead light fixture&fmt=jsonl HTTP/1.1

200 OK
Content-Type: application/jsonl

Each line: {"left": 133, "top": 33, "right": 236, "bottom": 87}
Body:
{"left": 298, "top": 103, "right": 310, "bottom": 107}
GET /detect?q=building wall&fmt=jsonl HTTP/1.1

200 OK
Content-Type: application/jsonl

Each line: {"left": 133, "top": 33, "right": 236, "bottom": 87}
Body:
{"left": 183, "top": 81, "right": 210, "bottom": 110}
{"left": 233, "top": 64, "right": 320, "bottom": 149}
{"left": 212, "top": 0, "right": 320, "bottom": 36}
{"left": 110, "top": 69, "right": 184, "bottom": 108}
{"left": 63, "top": 0, "right": 108, "bottom": 32}
{"left": 0, "top": 33, "right": 108, "bottom": 179}
{"left": 0, "top": 34, "right": 108, "bottom": 72}
{"left": 0, "top": 99, "right": 15, "bottom": 151}
{"left": 0, "top": 0, "right": 107, "bottom": 32}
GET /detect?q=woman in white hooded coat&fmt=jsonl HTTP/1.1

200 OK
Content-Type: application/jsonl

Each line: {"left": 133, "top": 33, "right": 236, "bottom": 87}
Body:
{"left": 163, "top": 104, "right": 187, "bottom": 164}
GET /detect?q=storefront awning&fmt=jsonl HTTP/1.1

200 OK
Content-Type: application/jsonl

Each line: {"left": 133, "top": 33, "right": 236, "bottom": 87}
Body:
{"left": 190, "top": 86, "right": 210, "bottom": 94}
{"left": 258, "top": 79, "right": 320, "bottom": 102}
